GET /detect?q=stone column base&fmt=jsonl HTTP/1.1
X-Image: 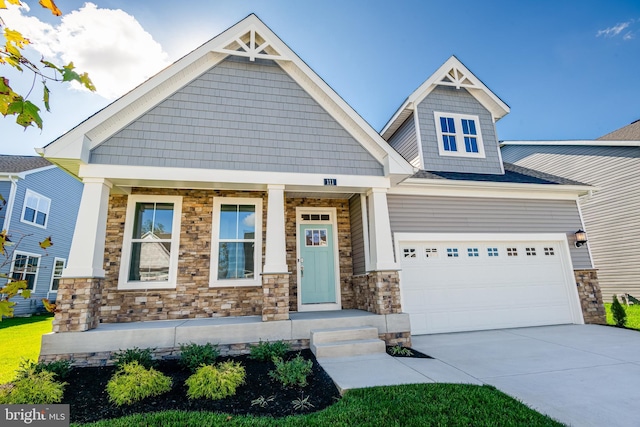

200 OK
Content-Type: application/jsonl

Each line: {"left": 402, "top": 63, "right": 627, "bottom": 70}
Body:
{"left": 575, "top": 269, "right": 606, "bottom": 324}
{"left": 262, "top": 273, "right": 290, "bottom": 321}
{"left": 53, "top": 277, "right": 102, "bottom": 332}
{"left": 352, "top": 270, "right": 402, "bottom": 315}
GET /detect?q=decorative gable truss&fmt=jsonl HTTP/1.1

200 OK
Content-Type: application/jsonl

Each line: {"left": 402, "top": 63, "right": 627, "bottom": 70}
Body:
{"left": 437, "top": 66, "right": 478, "bottom": 90}
{"left": 214, "top": 27, "right": 286, "bottom": 61}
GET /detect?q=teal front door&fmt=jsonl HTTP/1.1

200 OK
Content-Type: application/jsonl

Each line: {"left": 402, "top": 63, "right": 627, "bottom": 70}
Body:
{"left": 300, "top": 224, "right": 336, "bottom": 304}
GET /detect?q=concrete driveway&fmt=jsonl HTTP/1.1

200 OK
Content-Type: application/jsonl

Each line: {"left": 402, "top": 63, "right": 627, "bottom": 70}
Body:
{"left": 411, "top": 324, "right": 640, "bottom": 427}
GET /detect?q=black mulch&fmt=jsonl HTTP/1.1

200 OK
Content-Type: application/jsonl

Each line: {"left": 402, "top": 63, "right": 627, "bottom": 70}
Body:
{"left": 385, "top": 346, "right": 433, "bottom": 358}
{"left": 63, "top": 349, "right": 341, "bottom": 424}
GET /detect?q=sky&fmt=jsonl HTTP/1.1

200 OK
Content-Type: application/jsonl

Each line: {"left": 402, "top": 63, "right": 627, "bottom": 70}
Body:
{"left": 1, "top": 0, "right": 639, "bottom": 156}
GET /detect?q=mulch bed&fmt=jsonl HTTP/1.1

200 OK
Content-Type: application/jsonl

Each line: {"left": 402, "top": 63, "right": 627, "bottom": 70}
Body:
{"left": 385, "top": 346, "right": 433, "bottom": 358}
{"left": 63, "top": 349, "right": 341, "bottom": 424}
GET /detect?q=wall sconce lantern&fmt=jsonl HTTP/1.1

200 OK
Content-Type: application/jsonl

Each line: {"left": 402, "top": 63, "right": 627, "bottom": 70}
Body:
{"left": 574, "top": 229, "right": 588, "bottom": 247}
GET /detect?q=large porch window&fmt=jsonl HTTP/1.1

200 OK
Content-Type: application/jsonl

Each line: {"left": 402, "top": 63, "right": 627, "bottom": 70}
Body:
{"left": 210, "top": 197, "right": 262, "bottom": 287}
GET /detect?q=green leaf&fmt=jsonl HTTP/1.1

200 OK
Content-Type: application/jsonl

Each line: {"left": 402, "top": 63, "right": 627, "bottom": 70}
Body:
{"left": 0, "top": 300, "right": 16, "bottom": 319}
{"left": 41, "top": 60, "right": 62, "bottom": 73}
{"left": 43, "top": 83, "right": 50, "bottom": 111}
{"left": 39, "top": 236, "right": 53, "bottom": 249}
{"left": 7, "top": 98, "right": 43, "bottom": 129}
{"left": 60, "top": 62, "right": 96, "bottom": 91}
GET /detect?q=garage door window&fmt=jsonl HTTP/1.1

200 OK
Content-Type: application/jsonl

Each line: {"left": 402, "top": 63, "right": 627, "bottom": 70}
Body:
{"left": 446, "top": 248, "right": 459, "bottom": 257}
{"left": 507, "top": 247, "right": 518, "bottom": 256}
{"left": 544, "top": 247, "right": 555, "bottom": 256}
{"left": 487, "top": 247, "right": 499, "bottom": 257}
{"left": 425, "top": 248, "right": 438, "bottom": 258}
{"left": 467, "top": 248, "right": 479, "bottom": 257}
{"left": 403, "top": 248, "right": 417, "bottom": 258}
{"left": 526, "top": 247, "right": 537, "bottom": 256}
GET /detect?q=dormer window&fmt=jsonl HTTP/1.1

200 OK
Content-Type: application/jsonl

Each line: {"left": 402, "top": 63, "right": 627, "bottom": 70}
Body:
{"left": 434, "top": 112, "right": 485, "bottom": 159}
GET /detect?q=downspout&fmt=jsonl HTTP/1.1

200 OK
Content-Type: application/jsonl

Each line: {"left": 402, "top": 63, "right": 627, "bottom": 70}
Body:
{"left": 3, "top": 175, "right": 18, "bottom": 232}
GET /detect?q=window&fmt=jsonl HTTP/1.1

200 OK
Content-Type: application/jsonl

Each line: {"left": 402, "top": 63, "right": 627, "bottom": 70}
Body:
{"left": 467, "top": 248, "right": 479, "bottom": 257}
{"left": 526, "top": 247, "right": 537, "bottom": 256}
{"left": 211, "top": 197, "right": 263, "bottom": 287}
{"left": 21, "top": 189, "right": 51, "bottom": 228}
{"left": 446, "top": 248, "right": 459, "bottom": 258}
{"left": 507, "top": 247, "right": 518, "bottom": 257}
{"left": 434, "top": 112, "right": 485, "bottom": 158}
{"left": 425, "top": 248, "right": 438, "bottom": 258}
{"left": 487, "top": 247, "right": 499, "bottom": 257}
{"left": 403, "top": 248, "right": 416, "bottom": 258}
{"left": 119, "top": 195, "right": 182, "bottom": 289}
{"left": 10, "top": 252, "right": 40, "bottom": 291}
{"left": 50, "top": 258, "right": 66, "bottom": 292}
{"left": 544, "top": 247, "right": 555, "bottom": 256}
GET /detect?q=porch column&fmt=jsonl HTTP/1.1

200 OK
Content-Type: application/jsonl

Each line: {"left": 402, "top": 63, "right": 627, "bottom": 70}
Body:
{"left": 366, "top": 188, "right": 398, "bottom": 271}
{"left": 262, "top": 184, "right": 289, "bottom": 322}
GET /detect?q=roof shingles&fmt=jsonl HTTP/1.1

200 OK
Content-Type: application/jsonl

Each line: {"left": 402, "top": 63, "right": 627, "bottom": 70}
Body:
{"left": 0, "top": 155, "right": 51, "bottom": 173}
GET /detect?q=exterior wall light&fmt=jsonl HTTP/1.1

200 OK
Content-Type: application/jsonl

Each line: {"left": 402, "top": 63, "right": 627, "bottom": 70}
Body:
{"left": 574, "top": 229, "right": 588, "bottom": 247}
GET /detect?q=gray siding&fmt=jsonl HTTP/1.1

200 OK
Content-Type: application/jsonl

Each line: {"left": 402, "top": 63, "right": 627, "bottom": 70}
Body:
{"left": 387, "top": 115, "right": 419, "bottom": 167}
{"left": 502, "top": 144, "right": 640, "bottom": 300}
{"left": 349, "top": 195, "right": 365, "bottom": 275}
{"left": 387, "top": 194, "right": 591, "bottom": 269}
{"left": 0, "top": 180, "right": 12, "bottom": 230}
{"left": 417, "top": 86, "right": 503, "bottom": 174}
{"left": 1, "top": 167, "right": 83, "bottom": 316}
{"left": 91, "top": 57, "right": 384, "bottom": 176}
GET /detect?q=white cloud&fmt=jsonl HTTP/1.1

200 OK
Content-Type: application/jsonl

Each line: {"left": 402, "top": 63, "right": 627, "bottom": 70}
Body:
{"left": 243, "top": 213, "right": 255, "bottom": 228}
{"left": 596, "top": 20, "right": 636, "bottom": 40}
{"left": 3, "top": 2, "right": 170, "bottom": 99}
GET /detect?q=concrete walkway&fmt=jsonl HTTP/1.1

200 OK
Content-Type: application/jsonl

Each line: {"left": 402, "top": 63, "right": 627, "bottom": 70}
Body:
{"left": 318, "top": 324, "right": 640, "bottom": 427}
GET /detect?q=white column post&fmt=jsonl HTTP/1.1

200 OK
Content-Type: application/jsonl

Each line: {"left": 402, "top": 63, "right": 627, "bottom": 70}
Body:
{"left": 367, "top": 188, "right": 399, "bottom": 271}
{"left": 63, "top": 178, "right": 112, "bottom": 278}
{"left": 263, "top": 184, "right": 288, "bottom": 274}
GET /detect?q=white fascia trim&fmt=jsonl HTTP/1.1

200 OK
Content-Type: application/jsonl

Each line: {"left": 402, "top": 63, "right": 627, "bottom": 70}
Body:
{"left": 78, "top": 164, "right": 391, "bottom": 189}
{"left": 21, "top": 165, "right": 57, "bottom": 176}
{"left": 391, "top": 180, "right": 593, "bottom": 200}
{"left": 501, "top": 140, "right": 640, "bottom": 147}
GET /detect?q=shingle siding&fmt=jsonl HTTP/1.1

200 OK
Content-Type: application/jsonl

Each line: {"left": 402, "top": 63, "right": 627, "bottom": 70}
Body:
{"left": 387, "top": 115, "right": 419, "bottom": 167}
{"left": 417, "top": 86, "right": 503, "bottom": 174}
{"left": 349, "top": 195, "right": 366, "bottom": 275}
{"left": 90, "top": 57, "right": 384, "bottom": 176}
{"left": 1, "top": 167, "right": 83, "bottom": 316}
{"left": 502, "top": 144, "right": 640, "bottom": 300}
{"left": 387, "top": 194, "right": 591, "bottom": 269}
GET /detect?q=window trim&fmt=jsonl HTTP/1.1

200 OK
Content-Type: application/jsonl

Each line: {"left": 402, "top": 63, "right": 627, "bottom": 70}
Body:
{"left": 118, "top": 195, "right": 183, "bottom": 290}
{"left": 434, "top": 112, "right": 486, "bottom": 159}
{"left": 20, "top": 189, "right": 51, "bottom": 229}
{"left": 49, "top": 257, "right": 66, "bottom": 292}
{"left": 210, "top": 197, "right": 263, "bottom": 288}
{"left": 10, "top": 251, "right": 41, "bottom": 292}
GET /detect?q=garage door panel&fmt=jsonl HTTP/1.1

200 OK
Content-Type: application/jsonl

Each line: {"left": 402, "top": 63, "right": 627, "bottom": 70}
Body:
{"left": 399, "top": 238, "right": 577, "bottom": 335}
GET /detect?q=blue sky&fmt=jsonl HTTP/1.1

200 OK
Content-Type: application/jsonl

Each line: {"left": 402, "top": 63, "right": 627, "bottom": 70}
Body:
{"left": 1, "top": 0, "right": 639, "bottom": 155}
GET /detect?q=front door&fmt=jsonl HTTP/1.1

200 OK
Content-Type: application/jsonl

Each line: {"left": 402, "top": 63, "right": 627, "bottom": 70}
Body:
{"left": 298, "top": 220, "right": 339, "bottom": 309}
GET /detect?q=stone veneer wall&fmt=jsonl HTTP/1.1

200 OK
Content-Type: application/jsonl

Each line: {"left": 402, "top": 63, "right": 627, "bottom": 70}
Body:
{"left": 53, "top": 278, "right": 102, "bottom": 332}
{"left": 100, "top": 189, "right": 269, "bottom": 323}
{"left": 352, "top": 271, "right": 402, "bottom": 315}
{"left": 262, "top": 273, "right": 290, "bottom": 321}
{"left": 575, "top": 269, "right": 606, "bottom": 324}
{"left": 284, "top": 198, "right": 355, "bottom": 311}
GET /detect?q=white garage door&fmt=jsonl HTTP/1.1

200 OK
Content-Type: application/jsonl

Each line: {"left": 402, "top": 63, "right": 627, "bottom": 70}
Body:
{"left": 398, "top": 234, "right": 582, "bottom": 335}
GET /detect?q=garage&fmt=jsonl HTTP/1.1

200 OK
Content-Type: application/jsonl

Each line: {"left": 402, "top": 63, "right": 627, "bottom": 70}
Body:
{"left": 397, "top": 233, "right": 584, "bottom": 335}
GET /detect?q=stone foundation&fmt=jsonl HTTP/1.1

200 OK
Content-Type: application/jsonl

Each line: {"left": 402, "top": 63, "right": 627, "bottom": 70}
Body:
{"left": 352, "top": 271, "right": 402, "bottom": 315}
{"left": 575, "top": 269, "right": 606, "bottom": 324}
{"left": 262, "top": 273, "right": 290, "bottom": 321}
{"left": 380, "top": 331, "right": 412, "bottom": 347}
{"left": 53, "top": 278, "right": 102, "bottom": 332}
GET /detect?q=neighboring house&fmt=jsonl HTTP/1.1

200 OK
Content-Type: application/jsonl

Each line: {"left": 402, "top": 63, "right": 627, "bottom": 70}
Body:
{"left": 0, "top": 155, "right": 83, "bottom": 316}
{"left": 502, "top": 120, "right": 640, "bottom": 302}
{"left": 37, "top": 15, "right": 604, "bottom": 365}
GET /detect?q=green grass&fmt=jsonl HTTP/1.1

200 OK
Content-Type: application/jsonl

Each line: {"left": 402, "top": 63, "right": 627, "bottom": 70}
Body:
{"left": 0, "top": 314, "right": 53, "bottom": 383}
{"left": 604, "top": 302, "right": 640, "bottom": 330}
{"left": 75, "top": 383, "right": 562, "bottom": 427}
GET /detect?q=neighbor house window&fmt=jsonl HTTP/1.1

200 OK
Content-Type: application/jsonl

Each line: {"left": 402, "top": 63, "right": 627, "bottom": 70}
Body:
{"left": 119, "top": 195, "right": 182, "bottom": 289}
{"left": 434, "top": 112, "right": 485, "bottom": 158}
{"left": 10, "top": 252, "right": 40, "bottom": 291}
{"left": 21, "top": 189, "right": 51, "bottom": 228}
{"left": 210, "top": 197, "right": 262, "bottom": 287}
{"left": 50, "top": 258, "right": 66, "bottom": 292}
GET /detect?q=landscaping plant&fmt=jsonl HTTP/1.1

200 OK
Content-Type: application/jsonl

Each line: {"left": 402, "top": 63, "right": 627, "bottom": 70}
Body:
{"left": 112, "top": 347, "right": 156, "bottom": 370}
{"left": 16, "top": 358, "right": 73, "bottom": 380}
{"left": 0, "top": 368, "right": 65, "bottom": 404}
{"left": 269, "top": 353, "right": 313, "bottom": 388}
{"left": 106, "top": 361, "right": 172, "bottom": 406}
{"left": 389, "top": 345, "right": 413, "bottom": 356}
{"left": 249, "top": 340, "right": 291, "bottom": 362}
{"left": 185, "top": 361, "right": 245, "bottom": 400}
{"left": 292, "top": 393, "right": 314, "bottom": 411}
{"left": 179, "top": 342, "right": 220, "bottom": 373}
{"left": 612, "top": 294, "right": 627, "bottom": 327}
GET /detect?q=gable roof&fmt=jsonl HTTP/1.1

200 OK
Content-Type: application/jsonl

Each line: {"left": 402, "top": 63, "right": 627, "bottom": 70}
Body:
{"left": 597, "top": 119, "right": 640, "bottom": 141}
{"left": 0, "top": 155, "right": 52, "bottom": 174}
{"left": 381, "top": 56, "right": 510, "bottom": 140}
{"left": 38, "top": 14, "right": 413, "bottom": 179}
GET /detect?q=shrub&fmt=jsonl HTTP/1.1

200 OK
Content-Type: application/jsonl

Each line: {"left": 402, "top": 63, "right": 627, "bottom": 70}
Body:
{"left": 106, "top": 361, "right": 172, "bottom": 406}
{"left": 0, "top": 369, "right": 65, "bottom": 404}
{"left": 113, "top": 347, "right": 156, "bottom": 370}
{"left": 612, "top": 294, "right": 627, "bottom": 327}
{"left": 185, "top": 361, "right": 245, "bottom": 400}
{"left": 16, "top": 358, "right": 74, "bottom": 381}
{"left": 179, "top": 342, "right": 220, "bottom": 372}
{"left": 249, "top": 340, "right": 291, "bottom": 362}
{"left": 269, "top": 353, "right": 313, "bottom": 388}
{"left": 389, "top": 345, "right": 413, "bottom": 356}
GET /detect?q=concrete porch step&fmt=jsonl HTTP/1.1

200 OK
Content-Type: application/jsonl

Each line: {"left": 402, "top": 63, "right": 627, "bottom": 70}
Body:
{"left": 310, "top": 326, "right": 386, "bottom": 358}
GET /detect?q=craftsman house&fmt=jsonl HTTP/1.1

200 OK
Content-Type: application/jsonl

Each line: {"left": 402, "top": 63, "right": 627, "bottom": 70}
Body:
{"left": 38, "top": 14, "right": 604, "bottom": 365}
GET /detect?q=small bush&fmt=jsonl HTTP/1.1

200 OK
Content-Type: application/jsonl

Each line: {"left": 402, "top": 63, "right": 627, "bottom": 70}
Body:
{"left": 179, "top": 342, "right": 220, "bottom": 372}
{"left": 106, "top": 361, "right": 172, "bottom": 406}
{"left": 113, "top": 347, "right": 156, "bottom": 370}
{"left": 185, "top": 361, "right": 245, "bottom": 400}
{"left": 16, "top": 358, "right": 74, "bottom": 381}
{"left": 269, "top": 353, "right": 313, "bottom": 388}
{"left": 249, "top": 340, "right": 291, "bottom": 362}
{"left": 612, "top": 294, "right": 627, "bottom": 327}
{"left": 0, "top": 369, "right": 65, "bottom": 404}
{"left": 389, "top": 345, "right": 413, "bottom": 356}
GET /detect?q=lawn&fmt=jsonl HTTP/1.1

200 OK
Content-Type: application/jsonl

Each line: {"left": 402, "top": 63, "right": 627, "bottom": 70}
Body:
{"left": 604, "top": 302, "right": 640, "bottom": 330}
{"left": 0, "top": 314, "right": 53, "bottom": 383}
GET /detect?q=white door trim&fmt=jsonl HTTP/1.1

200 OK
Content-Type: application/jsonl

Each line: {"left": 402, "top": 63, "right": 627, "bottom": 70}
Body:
{"left": 394, "top": 232, "right": 585, "bottom": 326}
{"left": 296, "top": 207, "right": 341, "bottom": 312}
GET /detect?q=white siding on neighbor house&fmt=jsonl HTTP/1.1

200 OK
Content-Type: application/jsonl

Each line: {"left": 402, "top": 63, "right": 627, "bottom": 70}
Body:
{"left": 2, "top": 167, "right": 83, "bottom": 316}
{"left": 387, "top": 194, "right": 592, "bottom": 270}
{"left": 502, "top": 144, "right": 640, "bottom": 301}
{"left": 90, "top": 56, "right": 384, "bottom": 176}
{"left": 387, "top": 114, "right": 419, "bottom": 168}
{"left": 417, "top": 86, "right": 503, "bottom": 174}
